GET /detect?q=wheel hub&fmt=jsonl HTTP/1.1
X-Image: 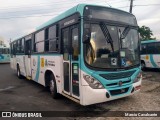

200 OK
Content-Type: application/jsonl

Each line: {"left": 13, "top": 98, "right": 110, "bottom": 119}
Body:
{"left": 50, "top": 80, "right": 54, "bottom": 93}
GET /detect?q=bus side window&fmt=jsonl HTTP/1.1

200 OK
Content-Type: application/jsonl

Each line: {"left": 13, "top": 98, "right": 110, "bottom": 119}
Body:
{"left": 45, "top": 25, "right": 58, "bottom": 52}
{"left": 49, "top": 25, "right": 57, "bottom": 51}
{"left": 45, "top": 28, "right": 49, "bottom": 52}
{"left": 0, "top": 48, "right": 2, "bottom": 54}
{"left": 141, "top": 44, "right": 147, "bottom": 55}
{"left": 71, "top": 27, "right": 79, "bottom": 60}
{"left": 21, "top": 38, "right": 25, "bottom": 53}
{"left": 34, "top": 30, "right": 45, "bottom": 53}
{"left": 16, "top": 40, "right": 19, "bottom": 53}
{"left": 146, "top": 43, "right": 155, "bottom": 54}
{"left": 155, "top": 42, "right": 160, "bottom": 54}
{"left": 13, "top": 42, "right": 16, "bottom": 55}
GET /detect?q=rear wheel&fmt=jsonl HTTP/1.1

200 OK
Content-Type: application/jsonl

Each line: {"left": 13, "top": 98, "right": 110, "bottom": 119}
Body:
{"left": 49, "top": 74, "right": 59, "bottom": 99}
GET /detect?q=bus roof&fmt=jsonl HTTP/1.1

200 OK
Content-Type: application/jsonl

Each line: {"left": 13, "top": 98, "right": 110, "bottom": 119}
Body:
{"left": 141, "top": 40, "right": 159, "bottom": 44}
{"left": 13, "top": 4, "right": 134, "bottom": 42}
{"left": 36, "top": 3, "right": 133, "bottom": 31}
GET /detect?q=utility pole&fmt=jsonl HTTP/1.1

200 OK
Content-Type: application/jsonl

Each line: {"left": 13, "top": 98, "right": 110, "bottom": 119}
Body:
{"left": 129, "top": 0, "right": 133, "bottom": 13}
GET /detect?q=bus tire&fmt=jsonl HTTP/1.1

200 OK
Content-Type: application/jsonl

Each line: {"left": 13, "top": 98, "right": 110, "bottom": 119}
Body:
{"left": 141, "top": 61, "right": 146, "bottom": 71}
{"left": 49, "top": 74, "right": 59, "bottom": 99}
{"left": 17, "top": 65, "right": 23, "bottom": 79}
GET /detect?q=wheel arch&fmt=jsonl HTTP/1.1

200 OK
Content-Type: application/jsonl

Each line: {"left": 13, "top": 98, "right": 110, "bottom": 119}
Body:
{"left": 141, "top": 60, "right": 145, "bottom": 65}
{"left": 44, "top": 69, "right": 56, "bottom": 87}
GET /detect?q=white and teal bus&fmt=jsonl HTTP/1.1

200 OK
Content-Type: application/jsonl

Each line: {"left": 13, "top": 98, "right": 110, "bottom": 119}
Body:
{"left": 141, "top": 40, "right": 160, "bottom": 70}
{"left": 10, "top": 4, "right": 142, "bottom": 105}
{"left": 0, "top": 45, "right": 10, "bottom": 63}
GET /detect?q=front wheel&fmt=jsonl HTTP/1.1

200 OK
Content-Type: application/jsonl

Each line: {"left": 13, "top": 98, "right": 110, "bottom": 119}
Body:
{"left": 49, "top": 74, "right": 59, "bottom": 99}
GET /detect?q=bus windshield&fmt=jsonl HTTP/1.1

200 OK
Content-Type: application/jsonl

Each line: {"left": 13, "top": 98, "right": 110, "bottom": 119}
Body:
{"left": 84, "top": 23, "right": 140, "bottom": 69}
{"left": 0, "top": 48, "right": 10, "bottom": 54}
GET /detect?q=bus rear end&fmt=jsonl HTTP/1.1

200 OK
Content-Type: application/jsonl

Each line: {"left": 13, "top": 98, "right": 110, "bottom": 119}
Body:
{"left": 0, "top": 46, "right": 10, "bottom": 63}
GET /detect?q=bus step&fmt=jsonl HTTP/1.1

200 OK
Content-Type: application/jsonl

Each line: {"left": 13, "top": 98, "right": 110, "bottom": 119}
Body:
{"left": 26, "top": 76, "right": 32, "bottom": 80}
{"left": 62, "top": 91, "right": 80, "bottom": 104}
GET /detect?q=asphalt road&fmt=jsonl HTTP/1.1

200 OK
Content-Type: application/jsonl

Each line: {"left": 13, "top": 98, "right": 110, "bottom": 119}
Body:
{"left": 0, "top": 64, "right": 160, "bottom": 120}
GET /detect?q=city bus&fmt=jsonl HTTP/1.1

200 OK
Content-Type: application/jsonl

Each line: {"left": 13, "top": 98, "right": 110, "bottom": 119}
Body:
{"left": 0, "top": 45, "right": 10, "bottom": 63}
{"left": 141, "top": 40, "right": 160, "bottom": 70}
{"left": 10, "top": 4, "right": 142, "bottom": 105}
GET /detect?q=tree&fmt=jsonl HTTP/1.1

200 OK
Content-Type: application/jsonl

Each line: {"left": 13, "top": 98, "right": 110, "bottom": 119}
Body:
{"left": 138, "top": 25, "right": 156, "bottom": 41}
{"left": 0, "top": 36, "right": 4, "bottom": 45}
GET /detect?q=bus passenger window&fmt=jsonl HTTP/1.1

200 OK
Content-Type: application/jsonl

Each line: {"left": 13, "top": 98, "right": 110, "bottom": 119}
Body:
{"left": 0, "top": 48, "right": 2, "bottom": 54}
{"left": 141, "top": 44, "right": 147, "bottom": 55}
{"left": 13, "top": 42, "right": 16, "bottom": 55}
{"left": 35, "top": 30, "right": 45, "bottom": 52}
{"left": 45, "top": 25, "right": 58, "bottom": 52}
{"left": 146, "top": 43, "right": 155, "bottom": 54}
{"left": 21, "top": 39, "right": 24, "bottom": 53}
{"left": 155, "top": 42, "right": 160, "bottom": 54}
{"left": 72, "top": 28, "right": 79, "bottom": 60}
{"left": 49, "top": 25, "right": 57, "bottom": 51}
{"left": 45, "top": 29, "right": 49, "bottom": 52}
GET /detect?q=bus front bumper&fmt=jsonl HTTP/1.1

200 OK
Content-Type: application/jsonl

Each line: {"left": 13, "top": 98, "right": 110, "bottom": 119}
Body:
{"left": 81, "top": 80, "right": 142, "bottom": 106}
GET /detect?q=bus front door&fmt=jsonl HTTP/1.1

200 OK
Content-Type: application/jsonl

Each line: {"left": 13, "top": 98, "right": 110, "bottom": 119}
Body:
{"left": 62, "top": 25, "right": 80, "bottom": 98}
{"left": 24, "top": 39, "right": 32, "bottom": 79}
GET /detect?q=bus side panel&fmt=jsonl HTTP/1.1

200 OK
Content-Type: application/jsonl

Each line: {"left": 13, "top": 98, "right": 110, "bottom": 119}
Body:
{"left": 141, "top": 54, "right": 152, "bottom": 68}
{"left": 0, "top": 54, "right": 10, "bottom": 63}
{"left": 16, "top": 55, "right": 26, "bottom": 76}
{"left": 150, "top": 54, "right": 160, "bottom": 68}
{"left": 10, "top": 58, "right": 14, "bottom": 69}
{"left": 10, "top": 56, "right": 17, "bottom": 70}
{"left": 141, "top": 54, "right": 160, "bottom": 68}
{"left": 31, "top": 55, "right": 63, "bottom": 93}
{"left": 31, "top": 55, "right": 41, "bottom": 83}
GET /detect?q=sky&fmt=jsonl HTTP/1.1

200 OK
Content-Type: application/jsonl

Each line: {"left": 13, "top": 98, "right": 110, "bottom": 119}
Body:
{"left": 0, "top": 0, "right": 160, "bottom": 46}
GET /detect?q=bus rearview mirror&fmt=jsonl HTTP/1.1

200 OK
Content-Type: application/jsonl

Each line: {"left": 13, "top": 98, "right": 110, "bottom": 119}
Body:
{"left": 83, "top": 28, "right": 91, "bottom": 43}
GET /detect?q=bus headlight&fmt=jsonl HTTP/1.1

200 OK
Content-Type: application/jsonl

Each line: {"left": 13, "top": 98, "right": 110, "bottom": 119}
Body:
{"left": 133, "top": 72, "right": 142, "bottom": 83}
{"left": 83, "top": 75, "right": 104, "bottom": 89}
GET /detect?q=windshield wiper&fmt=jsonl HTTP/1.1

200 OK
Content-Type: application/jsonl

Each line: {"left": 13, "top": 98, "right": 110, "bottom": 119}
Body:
{"left": 100, "top": 22, "right": 114, "bottom": 52}
{"left": 120, "top": 26, "right": 130, "bottom": 39}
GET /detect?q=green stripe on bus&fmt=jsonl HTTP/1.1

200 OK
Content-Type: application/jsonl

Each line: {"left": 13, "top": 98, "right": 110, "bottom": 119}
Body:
{"left": 34, "top": 56, "right": 40, "bottom": 82}
{"left": 150, "top": 54, "right": 158, "bottom": 68}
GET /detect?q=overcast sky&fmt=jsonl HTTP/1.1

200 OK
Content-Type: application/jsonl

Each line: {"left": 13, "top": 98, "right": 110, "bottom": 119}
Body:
{"left": 0, "top": 0, "right": 160, "bottom": 46}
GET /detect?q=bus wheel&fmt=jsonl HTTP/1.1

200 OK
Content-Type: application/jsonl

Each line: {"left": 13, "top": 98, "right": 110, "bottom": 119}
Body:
{"left": 17, "top": 65, "right": 23, "bottom": 79}
{"left": 49, "top": 74, "right": 58, "bottom": 99}
{"left": 141, "top": 61, "right": 146, "bottom": 71}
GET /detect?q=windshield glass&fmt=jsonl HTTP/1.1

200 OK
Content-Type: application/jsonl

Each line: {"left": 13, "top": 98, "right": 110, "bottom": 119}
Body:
{"left": 85, "top": 24, "right": 120, "bottom": 68}
{"left": 84, "top": 24, "right": 140, "bottom": 69}
{"left": 119, "top": 28, "right": 140, "bottom": 67}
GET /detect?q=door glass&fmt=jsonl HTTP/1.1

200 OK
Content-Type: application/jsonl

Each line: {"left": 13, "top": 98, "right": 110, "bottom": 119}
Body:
{"left": 64, "top": 62, "right": 70, "bottom": 92}
{"left": 63, "top": 30, "right": 69, "bottom": 60}
{"left": 63, "top": 29, "right": 70, "bottom": 93}
{"left": 71, "top": 28, "right": 79, "bottom": 60}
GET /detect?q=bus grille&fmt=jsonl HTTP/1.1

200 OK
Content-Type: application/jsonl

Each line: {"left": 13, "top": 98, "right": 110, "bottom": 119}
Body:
{"left": 106, "top": 79, "right": 131, "bottom": 87}
{"left": 100, "top": 70, "right": 136, "bottom": 80}
{"left": 110, "top": 87, "right": 129, "bottom": 96}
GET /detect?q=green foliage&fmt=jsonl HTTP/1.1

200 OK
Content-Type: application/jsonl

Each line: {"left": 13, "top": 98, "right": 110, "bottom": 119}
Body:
{"left": 138, "top": 25, "right": 156, "bottom": 41}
